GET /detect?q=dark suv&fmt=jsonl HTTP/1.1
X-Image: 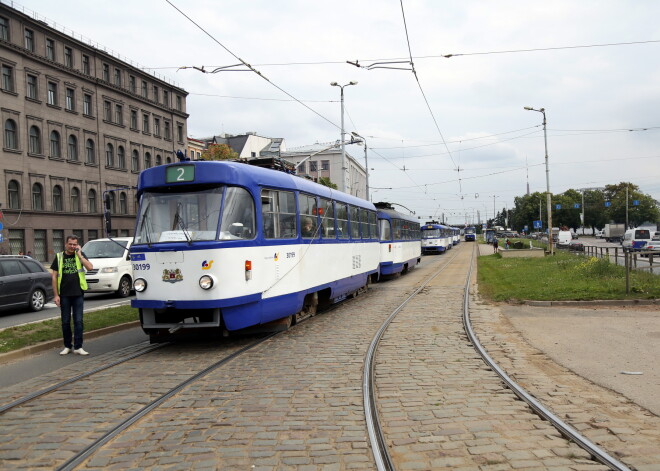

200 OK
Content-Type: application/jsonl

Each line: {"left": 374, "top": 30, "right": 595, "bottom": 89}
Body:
{"left": 0, "top": 255, "right": 54, "bottom": 312}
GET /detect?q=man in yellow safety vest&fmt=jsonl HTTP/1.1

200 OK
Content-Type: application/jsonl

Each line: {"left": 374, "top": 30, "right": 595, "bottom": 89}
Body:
{"left": 51, "top": 235, "right": 93, "bottom": 355}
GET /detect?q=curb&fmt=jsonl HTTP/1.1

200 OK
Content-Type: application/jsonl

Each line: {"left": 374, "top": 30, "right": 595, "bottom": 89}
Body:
{"left": 524, "top": 299, "right": 660, "bottom": 307}
{"left": 0, "top": 321, "right": 141, "bottom": 364}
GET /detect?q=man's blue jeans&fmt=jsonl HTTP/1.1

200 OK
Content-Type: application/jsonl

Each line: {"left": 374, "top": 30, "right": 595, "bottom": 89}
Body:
{"left": 60, "top": 295, "right": 84, "bottom": 350}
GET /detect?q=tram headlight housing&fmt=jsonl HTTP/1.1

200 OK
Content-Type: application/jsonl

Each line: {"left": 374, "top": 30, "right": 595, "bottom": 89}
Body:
{"left": 199, "top": 274, "right": 215, "bottom": 290}
{"left": 134, "top": 278, "right": 147, "bottom": 292}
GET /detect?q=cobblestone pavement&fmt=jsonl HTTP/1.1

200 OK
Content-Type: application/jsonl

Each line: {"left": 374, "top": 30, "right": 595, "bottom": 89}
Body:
{"left": 1, "top": 243, "right": 657, "bottom": 470}
{"left": 0, "top": 339, "right": 256, "bottom": 469}
{"left": 376, "top": 245, "right": 608, "bottom": 471}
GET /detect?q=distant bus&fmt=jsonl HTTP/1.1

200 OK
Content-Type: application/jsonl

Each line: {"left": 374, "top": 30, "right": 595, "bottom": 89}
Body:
{"left": 464, "top": 226, "right": 476, "bottom": 242}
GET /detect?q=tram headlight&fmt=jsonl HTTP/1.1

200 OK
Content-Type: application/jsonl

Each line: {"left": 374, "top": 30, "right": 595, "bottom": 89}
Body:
{"left": 134, "top": 278, "right": 147, "bottom": 292}
{"left": 199, "top": 275, "right": 215, "bottom": 290}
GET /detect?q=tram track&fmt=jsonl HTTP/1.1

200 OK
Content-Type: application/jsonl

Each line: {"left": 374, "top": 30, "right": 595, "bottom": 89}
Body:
{"left": 366, "top": 243, "right": 632, "bottom": 471}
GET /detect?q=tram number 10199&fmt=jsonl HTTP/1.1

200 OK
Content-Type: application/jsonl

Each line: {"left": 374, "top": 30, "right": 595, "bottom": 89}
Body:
{"left": 133, "top": 263, "right": 151, "bottom": 271}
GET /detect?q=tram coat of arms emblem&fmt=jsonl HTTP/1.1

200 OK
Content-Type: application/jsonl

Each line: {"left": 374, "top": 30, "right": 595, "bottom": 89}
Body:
{"left": 162, "top": 268, "right": 183, "bottom": 283}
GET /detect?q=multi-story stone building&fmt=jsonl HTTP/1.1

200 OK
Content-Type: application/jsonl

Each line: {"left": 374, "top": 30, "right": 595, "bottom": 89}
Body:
{"left": 0, "top": 3, "right": 189, "bottom": 261}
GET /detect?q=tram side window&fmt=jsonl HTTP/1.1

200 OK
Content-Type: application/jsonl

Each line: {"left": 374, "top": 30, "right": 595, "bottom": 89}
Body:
{"left": 350, "top": 206, "right": 360, "bottom": 239}
{"left": 219, "top": 187, "right": 255, "bottom": 240}
{"left": 300, "top": 193, "right": 319, "bottom": 239}
{"left": 261, "top": 189, "right": 297, "bottom": 239}
{"left": 392, "top": 219, "right": 403, "bottom": 240}
{"left": 359, "top": 208, "right": 370, "bottom": 239}
{"left": 369, "top": 211, "right": 378, "bottom": 239}
{"left": 379, "top": 219, "right": 391, "bottom": 241}
{"left": 336, "top": 203, "right": 349, "bottom": 239}
{"left": 319, "top": 197, "right": 335, "bottom": 238}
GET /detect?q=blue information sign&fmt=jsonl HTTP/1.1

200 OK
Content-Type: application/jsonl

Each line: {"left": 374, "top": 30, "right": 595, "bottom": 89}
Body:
{"left": 0, "top": 221, "right": 3, "bottom": 231}
{"left": 633, "top": 200, "right": 639, "bottom": 206}
{"left": 555, "top": 204, "right": 562, "bottom": 210}
{"left": 574, "top": 203, "right": 580, "bottom": 209}
{"left": 605, "top": 201, "right": 611, "bottom": 207}
{"left": 533, "top": 220, "right": 542, "bottom": 229}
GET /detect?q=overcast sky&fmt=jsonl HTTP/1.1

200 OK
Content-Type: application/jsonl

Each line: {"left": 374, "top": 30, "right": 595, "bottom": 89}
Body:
{"left": 17, "top": 0, "right": 660, "bottom": 225}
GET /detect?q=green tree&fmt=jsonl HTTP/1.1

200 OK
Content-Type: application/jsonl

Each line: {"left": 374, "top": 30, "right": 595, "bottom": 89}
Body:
{"left": 317, "top": 177, "right": 337, "bottom": 189}
{"left": 202, "top": 143, "right": 239, "bottom": 161}
{"left": 603, "top": 182, "right": 660, "bottom": 227}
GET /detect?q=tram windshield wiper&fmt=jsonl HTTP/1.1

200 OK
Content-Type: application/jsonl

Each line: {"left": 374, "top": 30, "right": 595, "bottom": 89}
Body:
{"left": 173, "top": 202, "right": 192, "bottom": 245}
{"left": 138, "top": 201, "right": 152, "bottom": 248}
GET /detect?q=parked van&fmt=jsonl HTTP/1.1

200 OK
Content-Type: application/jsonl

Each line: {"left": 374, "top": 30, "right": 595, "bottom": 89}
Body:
{"left": 557, "top": 230, "right": 572, "bottom": 247}
{"left": 81, "top": 237, "right": 134, "bottom": 297}
{"left": 621, "top": 228, "right": 652, "bottom": 252}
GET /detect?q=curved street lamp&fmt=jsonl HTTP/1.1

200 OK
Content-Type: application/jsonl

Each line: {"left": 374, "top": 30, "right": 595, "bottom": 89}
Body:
{"left": 331, "top": 81, "right": 358, "bottom": 192}
{"left": 350, "top": 131, "right": 369, "bottom": 201}
{"left": 524, "top": 106, "right": 553, "bottom": 255}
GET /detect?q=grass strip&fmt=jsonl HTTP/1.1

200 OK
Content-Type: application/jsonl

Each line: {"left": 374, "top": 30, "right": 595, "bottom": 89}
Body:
{"left": 0, "top": 306, "right": 138, "bottom": 354}
{"left": 478, "top": 250, "right": 660, "bottom": 302}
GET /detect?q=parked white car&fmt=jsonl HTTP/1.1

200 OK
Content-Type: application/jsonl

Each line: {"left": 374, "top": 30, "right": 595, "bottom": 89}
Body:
{"left": 557, "top": 230, "right": 572, "bottom": 247}
{"left": 81, "top": 237, "right": 134, "bottom": 297}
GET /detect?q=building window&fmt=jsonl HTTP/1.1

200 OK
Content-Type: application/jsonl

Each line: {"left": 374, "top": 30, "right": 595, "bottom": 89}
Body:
{"left": 117, "top": 145, "right": 125, "bottom": 169}
{"left": 144, "top": 151, "right": 151, "bottom": 169}
{"left": 86, "top": 139, "right": 95, "bottom": 164}
{"left": 321, "top": 160, "right": 330, "bottom": 171}
{"left": 65, "top": 88, "right": 75, "bottom": 111}
{"left": 156, "top": 154, "right": 162, "bottom": 166}
{"left": 88, "top": 229, "right": 98, "bottom": 240}
{"left": 119, "top": 192, "right": 127, "bottom": 214}
{"left": 102, "top": 63, "right": 109, "bottom": 81}
{"left": 83, "top": 93, "right": 92, "bottom": 116}
{"left": 115, "top": 104, "right": 123, "bottom": 125}
{"left": 130, "top": 110, "right": 137, "bottom": 129}
{"left": 8, "top": 229, "right": 25, "bottom": 255}
{"left": 26, "top": 74, "right": 38, "bottom": 99}
{"left": 310, "top": 161, "right": 318, "bottom": 172}
{"left": 50, "top": 130, "right": 61, "bottom": 158}
{"left": 53, "top": 185, "right": 63, "bottom": 211}
{"left": 68, "top": 135, "right": 78, "bottom": 161}
{"left": 154, "top": 117, "right": 160, "bottom": 137}
{"left": 142, "top": 114, "right": 149, "bottom": 133}
{"left": 87, "top": 189, "right": 97, "bottom": 213}
{"left": 177, "top": 124, "right": 183, "bottom": 142}
{"left": 163, "top": 90, "right": 169, "bottom": 107}
{"left": 298, "top": 161, "right": 306, "bottom": 173}
{"left": 47, "top": 82, "right": 57, "bottom": 105}
{"left": 141, "top": 80, "right": 147, "bottom": 97}
{"left": 53, "top": 230, "right": 64, "bottom": 254}
{"left": 106, "top": 143, "right": 114, "bottom": 167}
{"left": 4, "top": 119, "right": 17, "bottom": 149}
{"left": 34, "top": 229, "right": 47, "bottom": 261}
{"left": 1, "top": 65, "right": 14, "bottom": 92}
{"left": 131, "top": 150, "right": 139, "bottom": 172}
{"left": 103, "top": 100, "right": 111, "bottom": 121}
{"left": 107, "top": 192, "right": 116, "bottom": 214}
{"left": 0, "top": 16, "right": 8, "bottom": 41}
{"left": 70, "top": 187, "right": 80, "bottom": 212}
{"left": 176, "top": 95, "right": 182, "bottom": 111}
{"left": 29, "top": 125, "right": 41, "bottom": 154}
{"left": 152, "top": 85, "right": 159, "bottom": 102}
{"left": 64, "top": 47, "right": 73, "bottom": 68}
{"left": 166, "top": 156, "right": 172, "bottom": 164}
{"left": 164, "top": 121, "right": 171, "bottom": 139}
{"left": 8, "top": 180, "right": 21, "bottom": 209}
{"left": 46, "top": 38, "right": 55, "bottom": 60}
{"left": 114, "top": 68, "right": 121, "bottom": 87}
{"left": 32, "top": 183, "right": 43, "bottom": 210}
{"left": 82, "top": 54, "right": 90, "bottom": 75}
{"left": 24, "top": 28, "right": 34, "bottom": 52}
{"left": 129, "top": 75, "right": 136, "bottom": 93}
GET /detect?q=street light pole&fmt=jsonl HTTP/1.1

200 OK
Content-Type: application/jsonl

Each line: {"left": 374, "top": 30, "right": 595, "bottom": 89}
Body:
{"left": 350, "top": 131, "right": 369, "bottom": 201}
{"left": 331, "top": 81, "right": 357, "bottom": 193}
{"left": 524, "top": 106, "right": 553, "bottom": 255}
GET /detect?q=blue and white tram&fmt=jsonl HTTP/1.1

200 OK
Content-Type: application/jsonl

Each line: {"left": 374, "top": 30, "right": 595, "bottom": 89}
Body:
{"left": 375, "top": 203, "right": 421, "bottom": 276}
{"left": 451, "top": 226, "right": 460, "bottom": 246}
{"left": 464, "top": 226, "right": 476, "bottom": 242}
{"left": 421, "top": 222, "right": 452, "bottom": 254}
{"left": 129, "top": 160, "right": 380, "bottom": 339}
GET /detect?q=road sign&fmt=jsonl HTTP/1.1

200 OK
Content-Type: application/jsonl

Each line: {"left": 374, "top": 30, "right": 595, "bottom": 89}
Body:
{"left": 533, "top": 220, "right": 542, "bottom": 229}
{"left": 605, "top": 201, "right": 611, "bottom": 207}
{"left": 633, "top": 200, "right": 639, "bottom": 206}
{"left": 573, "top": 203, "right": 580, "bottom": 209}
{"left": 0, "top": 221, "right": 3, "bottom": 231}
{"left": 0, "top": 233, "right": 3, "bottom": 242}
{"left": 555, "top": 204, "right": 562, "bottom": 210}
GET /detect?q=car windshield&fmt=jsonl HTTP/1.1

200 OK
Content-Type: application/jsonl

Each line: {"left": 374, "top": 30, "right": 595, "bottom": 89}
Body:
{"left": 82, "top": 240, "right": 129, "bottom": 258}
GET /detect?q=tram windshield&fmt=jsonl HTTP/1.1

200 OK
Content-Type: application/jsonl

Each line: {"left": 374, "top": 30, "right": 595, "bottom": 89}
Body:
{"left": 134, "top": 186, "right": 255, "bottom": 244}
{"left": 422, "top": 229, "right": 441, "bottom": 238}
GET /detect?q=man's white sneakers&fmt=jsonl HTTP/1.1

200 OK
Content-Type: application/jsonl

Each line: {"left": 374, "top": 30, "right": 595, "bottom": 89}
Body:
{"left": 73, "top": 348, "right": 89, "bottom": 356}
{"left": 59, "top": 347, "right": 72, "bottom": 355}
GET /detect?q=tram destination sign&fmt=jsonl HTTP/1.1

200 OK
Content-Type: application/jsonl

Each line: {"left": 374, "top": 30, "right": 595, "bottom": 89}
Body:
{"left": 166, "top": 165, "right": 195, "bottom": 183}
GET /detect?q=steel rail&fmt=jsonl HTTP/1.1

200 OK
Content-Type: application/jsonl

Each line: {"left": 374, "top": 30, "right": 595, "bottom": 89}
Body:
{"left": 363, "top": 247, "right": 463, "bottom": 471}
{"left": 57, "top": 333, "right": 277, "bottom": 471}
{"left": 0, "top": 342, "right": 167, "bottom": 414}
{"left": 462, "top": 246, "right": 632, "bottom": 471}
